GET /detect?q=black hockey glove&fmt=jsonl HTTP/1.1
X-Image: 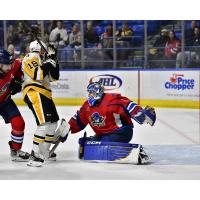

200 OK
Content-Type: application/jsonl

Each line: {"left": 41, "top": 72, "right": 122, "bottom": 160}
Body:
{"left": 47, "top": 45, "right": 57, "bottom": 60}
{"left": 9, "top": 76, "right": 23, "bottom": 95}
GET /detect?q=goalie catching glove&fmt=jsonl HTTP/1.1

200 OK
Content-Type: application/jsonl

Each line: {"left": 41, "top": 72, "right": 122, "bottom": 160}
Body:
{"left": 53, "top": 118, "right": 71, "bottom": 143}
{"left": 133, "top": 106, "right": 156, "bottom": 126}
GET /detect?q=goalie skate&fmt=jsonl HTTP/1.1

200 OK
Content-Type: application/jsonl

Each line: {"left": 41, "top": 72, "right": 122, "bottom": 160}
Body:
{"left": 138, "top": 145, "right": 150, "bottom": 164}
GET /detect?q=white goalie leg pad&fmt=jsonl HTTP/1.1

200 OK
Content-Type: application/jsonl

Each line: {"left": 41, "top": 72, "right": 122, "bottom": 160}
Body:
{"left": 53, "top": 118, "right": 70, "bottom": 142}
{"left": 113, "top": 145, "right": 141, "bottom": 164}
{"left": 113, "top": 145, "right": 150, "bottom": 164}
{"left": 44, "top": 119, "right": 70, "bottom": 160}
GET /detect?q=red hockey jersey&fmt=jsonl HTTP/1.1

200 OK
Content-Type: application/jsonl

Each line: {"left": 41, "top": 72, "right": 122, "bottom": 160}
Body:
{"left": 0, "top": 59, "right": 22, "bottom": 104}
{"left": 69, "top": 93, "right": 142, "bottom": 136}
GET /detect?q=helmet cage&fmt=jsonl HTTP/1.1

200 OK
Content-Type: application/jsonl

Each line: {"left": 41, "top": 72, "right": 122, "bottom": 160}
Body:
{"left": 87, "top": 82, "right": 104, "bottom": 106}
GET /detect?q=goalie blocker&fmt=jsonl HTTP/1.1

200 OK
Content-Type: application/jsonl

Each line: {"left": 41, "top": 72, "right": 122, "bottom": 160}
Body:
{"left": 78, "top": 136, "right": 150, "bottom": 164}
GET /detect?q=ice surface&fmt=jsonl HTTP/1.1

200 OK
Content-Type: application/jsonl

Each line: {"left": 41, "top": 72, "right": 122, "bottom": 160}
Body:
{"left": 0, "top": 106, "right": 199, "bottom": 180}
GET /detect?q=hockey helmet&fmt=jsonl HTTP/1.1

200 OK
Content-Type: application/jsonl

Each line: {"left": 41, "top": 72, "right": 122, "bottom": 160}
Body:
{"left": 29, "top": 40, "right": 47, "bottom": 53}
{"left": 87, "top": 82, "right": 104, "bottom": 106}
{"left": 0, "top": 49, "right": 13, "bottom": 65}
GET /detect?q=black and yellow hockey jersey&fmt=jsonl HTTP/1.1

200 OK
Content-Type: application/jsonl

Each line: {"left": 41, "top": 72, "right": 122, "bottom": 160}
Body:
{"left": 22, "top": 52, "right": 59, "bottom": 99}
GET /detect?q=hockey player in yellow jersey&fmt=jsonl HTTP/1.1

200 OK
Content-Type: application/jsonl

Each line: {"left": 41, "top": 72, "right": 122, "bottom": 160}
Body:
{"left": 22, "top": 40, "right": 60, "bottom": 167}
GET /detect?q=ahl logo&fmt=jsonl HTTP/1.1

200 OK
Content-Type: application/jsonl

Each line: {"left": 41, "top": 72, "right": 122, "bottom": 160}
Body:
{"left": 89, "top": 112, "right": 106, "bottom": 127}
{"left": 89, "top": 74, "right": 122, "bottom": 91}
{"left": 165, "top": 73, "right": 195, "bottom": 90}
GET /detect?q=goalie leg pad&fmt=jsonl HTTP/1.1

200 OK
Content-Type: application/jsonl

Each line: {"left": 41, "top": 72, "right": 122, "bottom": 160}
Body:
{"left": 81, "top": 141, "right": 142, "bottom": 164}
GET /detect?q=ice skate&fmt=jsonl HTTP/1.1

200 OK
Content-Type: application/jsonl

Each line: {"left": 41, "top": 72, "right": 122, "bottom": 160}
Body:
{"left": 27, "top": 150, "right": 44, "bottom": 167}
{"left": 138, "top": 145, "right": 150, "bottom": 164}
{"left": 9, "top": 141, "right": 30, "bottom": 162}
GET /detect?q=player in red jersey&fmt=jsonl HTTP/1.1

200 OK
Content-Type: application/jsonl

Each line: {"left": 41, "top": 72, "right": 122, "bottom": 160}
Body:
{"left": 61, "top": 81, "right": 155, "bottom": 163}
{"left": 51, "top": 81, "right": 156, "bottom": 164}
{"left": 69, "top": 81, "right": 156, "bottom": 141}
{"left": 0, "top": 49, "right": 30, "bottom": 161}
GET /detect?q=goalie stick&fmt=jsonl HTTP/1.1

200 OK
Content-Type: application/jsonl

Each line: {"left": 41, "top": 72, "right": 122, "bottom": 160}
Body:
{"left": 48, "top": 136, "right": 62, "bottom": 158}
{"left": 48, "top": 130, "right": 70, "bottom": 158}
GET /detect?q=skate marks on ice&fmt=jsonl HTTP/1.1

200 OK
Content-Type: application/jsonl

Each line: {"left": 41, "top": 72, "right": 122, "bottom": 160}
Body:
{"left": 146, "top": 145, "right": 200, "bottom": 165}
{"left": 1, "top": 146, "right": 200, "bottom": 180}
{"left": 69, "top": 145, "right": 200, "bottom": 166}
{"left": 0, "top": 151, "right": 81, "bottom": 180}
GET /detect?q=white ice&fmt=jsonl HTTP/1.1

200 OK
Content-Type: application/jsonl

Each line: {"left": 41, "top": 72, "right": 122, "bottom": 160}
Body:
{"left": 0, "top": 106, "right": 200, "bottom": 180}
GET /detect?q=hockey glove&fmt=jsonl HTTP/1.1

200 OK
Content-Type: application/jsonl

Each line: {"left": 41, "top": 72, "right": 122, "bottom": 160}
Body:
{"left": 47, "top": 45, "right": 57, "bottom": 60}
{"left": 133, "top": 110, "right": 146, "bottom": 125}
{"left": 9, "top": 76, "right": 22, "bottom": 95}
{"left": 133, "top": 106, "right": 156, "bottom": 126}
{"left": 143, "top": 106, "right": 156, "bottom": 126}
{"left": 54, "top": 119, "right": 71, "bottom": 143}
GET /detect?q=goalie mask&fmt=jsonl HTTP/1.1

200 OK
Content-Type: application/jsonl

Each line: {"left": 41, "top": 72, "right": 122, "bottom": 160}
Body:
{"left": 87, "top": 82, "right": 104, "bottom": 107}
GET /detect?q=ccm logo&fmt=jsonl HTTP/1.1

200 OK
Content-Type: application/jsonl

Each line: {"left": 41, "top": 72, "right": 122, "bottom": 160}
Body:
{"left": 90, "top": 74, "right": 122, "bottom": 91}
{"left": 86, "top": 141, "right": 101, "bottom": 145}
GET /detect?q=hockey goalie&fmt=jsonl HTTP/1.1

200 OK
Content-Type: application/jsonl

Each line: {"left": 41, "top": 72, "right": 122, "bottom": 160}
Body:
{"left": 56, "top": 81, "right": 156, "bottom": 164}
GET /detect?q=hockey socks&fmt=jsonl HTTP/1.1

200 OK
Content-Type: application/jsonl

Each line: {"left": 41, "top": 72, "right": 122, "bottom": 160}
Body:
{"left": 10, "top": 116, "right": 25, "bottom": 151}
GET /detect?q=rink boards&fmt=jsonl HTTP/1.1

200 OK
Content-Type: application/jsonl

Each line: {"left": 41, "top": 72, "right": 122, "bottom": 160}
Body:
{"left": 13, "top": 69, "right": 200, "bottom": 109}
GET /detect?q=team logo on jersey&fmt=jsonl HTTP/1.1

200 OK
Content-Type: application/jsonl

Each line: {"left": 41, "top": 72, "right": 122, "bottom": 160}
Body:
{"left": 164, "top": 73, "right": 195, "bottom": 90}
{"left": 89, "top": 74, "right": 122, "bottom": 91}
{"left": 89, "top": 112, "right": 106, "bottom": 127}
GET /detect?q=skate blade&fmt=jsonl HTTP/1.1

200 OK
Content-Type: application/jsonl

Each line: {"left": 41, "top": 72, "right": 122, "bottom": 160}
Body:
{"left": 45, "top": 157, "right": 57, "bottom": 161}
{"left": 138, "top": 156, "right": 151, "bottom": 165}
{"left": 27, "top": 160, "right": 43, "bottom": 167}
{"left": 11, "top": 157, "right": 29, "bottom": 162}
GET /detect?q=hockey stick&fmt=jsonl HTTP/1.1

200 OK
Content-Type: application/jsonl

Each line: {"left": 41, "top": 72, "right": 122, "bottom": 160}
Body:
{"left": 48, "top": 136, "right": 62, "bottom": 158}
{"left": 79, "top": 131, "right": 87, "bottom": 159}
{"left": 48, "top": 131, "right": 70, "bottom": 158}
{"left": 22, "top": 21, "right": 48, "bottom": 54}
